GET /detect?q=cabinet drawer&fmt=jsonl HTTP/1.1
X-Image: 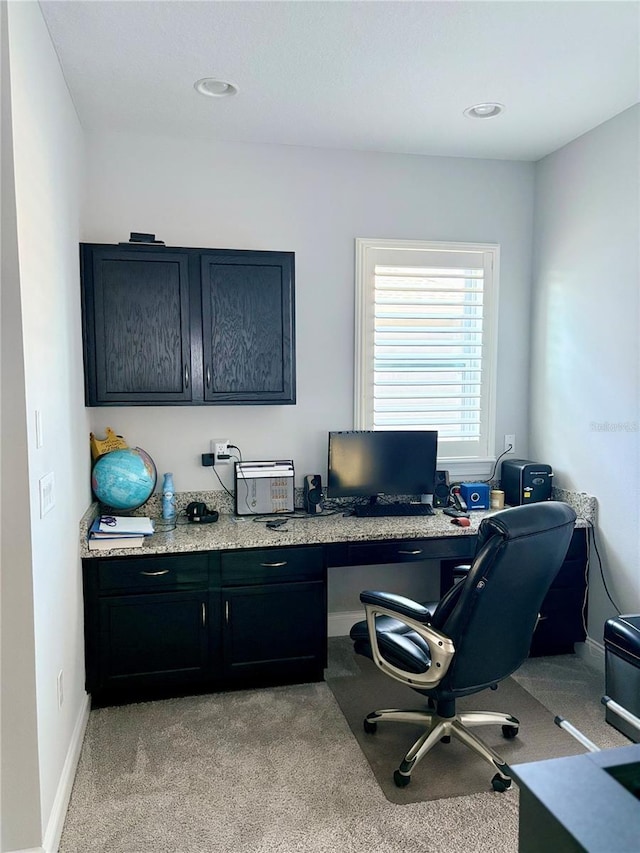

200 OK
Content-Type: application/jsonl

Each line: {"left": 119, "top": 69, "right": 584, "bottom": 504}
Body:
{"left": 221, "top": 546, "right": 324, "bottom": 585}
{"left": 98, "top": 554, "right": 208, "bottom": 593}
{"left": 347, "top": 538, "right": 474, "bottom": 566}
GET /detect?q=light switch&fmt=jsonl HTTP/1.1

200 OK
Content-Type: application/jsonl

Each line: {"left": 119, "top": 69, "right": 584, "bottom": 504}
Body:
{"left": 39, "top": 472, "right": 55, "bottom": 517}
{"left": 35, "top": 410, "right": 44, "bottom": 448}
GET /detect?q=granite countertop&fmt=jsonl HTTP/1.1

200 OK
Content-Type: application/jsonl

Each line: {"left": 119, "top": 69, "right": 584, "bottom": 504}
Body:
{"left": 80, "top": 507, "right": 483, "bottom": 558}
{"left": 79, "top": 488, "right": 594, "bottom": 559}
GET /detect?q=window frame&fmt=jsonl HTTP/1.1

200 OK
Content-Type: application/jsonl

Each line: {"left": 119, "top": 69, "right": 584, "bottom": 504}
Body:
{"left": 354, "top": 238, "right": 500, "bottom": 469}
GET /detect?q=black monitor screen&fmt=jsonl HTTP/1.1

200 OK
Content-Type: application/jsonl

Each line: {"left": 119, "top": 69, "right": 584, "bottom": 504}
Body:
{"left": 327, "top": 430, "right": 438, "bottom": 500}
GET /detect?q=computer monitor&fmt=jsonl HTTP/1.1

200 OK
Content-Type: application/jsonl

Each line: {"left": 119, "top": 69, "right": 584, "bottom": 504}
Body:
{"left": 327, "top": 430, "right": 438, "bottom": 502}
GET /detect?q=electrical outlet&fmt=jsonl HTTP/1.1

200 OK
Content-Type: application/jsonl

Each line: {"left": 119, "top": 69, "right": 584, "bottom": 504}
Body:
{"left": 57, "top": 670, "right": 64, "bottom": 709}
{"left": 211, "top": 439, "right": 230, "bottom": 465}
{"left": 504, "top": 434, "right": 516, "bottom": 454}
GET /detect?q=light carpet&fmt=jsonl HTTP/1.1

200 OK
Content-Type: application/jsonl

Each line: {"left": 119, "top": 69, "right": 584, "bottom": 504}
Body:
{"left": 59, "top": 680, "right": 519, "bottom": 853}
{"left": 59, "top": 643, "right": 629, "bottom": 853}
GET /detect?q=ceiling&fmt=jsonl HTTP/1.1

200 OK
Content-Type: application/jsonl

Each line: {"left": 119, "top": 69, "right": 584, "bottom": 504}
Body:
{"left": 39, "top": 1, "right": 640, "bottom": 162}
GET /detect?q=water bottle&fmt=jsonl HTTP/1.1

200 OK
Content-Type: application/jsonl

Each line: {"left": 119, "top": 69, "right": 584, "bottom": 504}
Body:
{"left": 162, "top": 472, "right": 176, "bottom": 520}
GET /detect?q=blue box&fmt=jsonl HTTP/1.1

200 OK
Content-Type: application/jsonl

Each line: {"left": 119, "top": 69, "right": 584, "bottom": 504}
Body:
{"left": 459, "top": 482, "right": 490, "bottom": 510}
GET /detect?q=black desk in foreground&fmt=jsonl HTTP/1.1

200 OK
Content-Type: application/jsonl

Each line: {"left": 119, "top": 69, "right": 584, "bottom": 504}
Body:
{"left": 511, "top": 743, "right": 640, "bottom": 852}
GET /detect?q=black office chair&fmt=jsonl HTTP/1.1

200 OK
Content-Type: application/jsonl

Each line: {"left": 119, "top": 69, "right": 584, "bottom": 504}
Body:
{"left": 350, "top": 501, "right": 577, "bottom": 792}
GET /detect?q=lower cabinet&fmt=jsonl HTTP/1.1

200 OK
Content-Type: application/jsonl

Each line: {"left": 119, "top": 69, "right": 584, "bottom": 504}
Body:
{"left": 97, "top": 591, "right": 211, "bottom": 691}
{"left": 529, "top": 527, "right": 588, "bottom": 656}
{"left": 82, "top": 545, "right": 327, "bottom": 705}
{"left": 223, "top": 581, "right": 326, "bottom": 682}
{"left": 219, "top": 545, "right": 327, "bottom": 683}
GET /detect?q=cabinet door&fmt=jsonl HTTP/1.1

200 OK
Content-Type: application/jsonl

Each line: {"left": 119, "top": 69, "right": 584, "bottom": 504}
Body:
{"left": 82, "top": 246, "right": 192, "bottom": 404}
{"left": 200, "top": 252, "right": 295, "bottom": 403}
{"left": 223, "top": 580, "right": 325, "bottom": 681}
{"left": 530, "top": 529, "right": 588, "bottom": 656}
{"left": 97, "top": 590, "right": 210, "bottom": 691}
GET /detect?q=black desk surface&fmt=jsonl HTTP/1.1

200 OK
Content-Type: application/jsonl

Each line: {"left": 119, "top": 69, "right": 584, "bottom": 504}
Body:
{"left": 512, "top": 743, "right": 640, "bottom": 852}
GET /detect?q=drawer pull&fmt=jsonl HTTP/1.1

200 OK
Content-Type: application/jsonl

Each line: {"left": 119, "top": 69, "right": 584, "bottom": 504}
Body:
{"left": 140, "top": 569, "right": 170, "bottom": 576}
{"left": 260, "top": 561, "right": 287, "bottom": 567}
{"left": 184, "top": 364, "right": 190, "bottom": 389}
{"left": 225, "top": 600, "right": 230, "bottom": 624}
{"left": 202, "top": 603, "right": 206, "bottom": 627}
{"left": 398, "top": 549, "right": 423, "bottom": 556}
{"left": 206, "top": 365, "right": 211, "bottom": 388}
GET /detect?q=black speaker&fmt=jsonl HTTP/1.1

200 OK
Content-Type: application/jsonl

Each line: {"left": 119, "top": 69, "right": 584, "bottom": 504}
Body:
{"left": 303, "top": 474, "right": 323, "bottom": 514}
{"left": 185, "top": 501, "right": 219, "bottom": 524}
{"left": 432, "top": 470, "right": 450, "bottom": 508}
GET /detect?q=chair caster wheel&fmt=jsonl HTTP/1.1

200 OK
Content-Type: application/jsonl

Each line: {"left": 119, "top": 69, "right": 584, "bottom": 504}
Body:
{"left": 491, "top": 774, "right": 512, "bottom": 792}
{"left": 502, "top": 724, "right": 519, "bottom": 739}
{"left": 393, "top": 770, "right": 411, "bottom": 788}
{"left": 363, "top": 718, "right": 377, "bottom": 734}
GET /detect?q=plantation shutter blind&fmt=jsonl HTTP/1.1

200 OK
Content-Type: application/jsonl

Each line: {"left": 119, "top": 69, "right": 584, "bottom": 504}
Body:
{"left": 355, "top": 241, "right": 498, "bottom": 461}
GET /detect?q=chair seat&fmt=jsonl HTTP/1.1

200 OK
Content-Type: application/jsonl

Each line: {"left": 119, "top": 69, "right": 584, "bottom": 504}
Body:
{"left": 350, "top": 612, "right": 436, "bottom": 674}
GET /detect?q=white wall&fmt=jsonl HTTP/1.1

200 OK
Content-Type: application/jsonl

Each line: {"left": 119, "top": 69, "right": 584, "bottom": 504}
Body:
{"left": 1, "top": 3, "right": 41, "bottom": 849}
{"left": 4, "top": 1, "right": 91, "bottom": 848}
{"left": 531, "top": 105, "right": 640, "bottom": 640}
{"left": 82, "top": 132, "right": 536, "bottom": 493}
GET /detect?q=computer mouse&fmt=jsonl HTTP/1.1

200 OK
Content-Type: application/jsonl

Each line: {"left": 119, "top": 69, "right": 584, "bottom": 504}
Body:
{"left": 451, "top": 516, "right": 471, "bottom": 527}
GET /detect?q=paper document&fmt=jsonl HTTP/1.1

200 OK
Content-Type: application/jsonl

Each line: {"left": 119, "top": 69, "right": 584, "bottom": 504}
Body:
{"left": 98, "top": 515, "right": 154, "bottom": 535}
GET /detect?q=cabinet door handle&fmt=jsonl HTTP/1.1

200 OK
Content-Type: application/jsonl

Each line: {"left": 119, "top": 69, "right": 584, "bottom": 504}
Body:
{"left": 202, "top": 603, "right": 206, "bottom": 627}
{"left": 206, "top": 365, "right": 211, "bottom": 388}
{"left": 140, "top": 569, "right": 170, "bottom": 576}
{"left": 398, "top": 549, "right": 423, "bottom": 556}
{"left": 260, "top": 561, "right": 287, "bottom": 567}
{"left": 184, "top": 364, "right": 189, "bottom": 388}
{"left": 225, "top": 600, "right": 230, "bottom": 624}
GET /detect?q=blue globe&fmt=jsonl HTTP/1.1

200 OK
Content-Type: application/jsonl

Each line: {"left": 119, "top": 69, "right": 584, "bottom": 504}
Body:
{"left": 91, "top": 447, "right": 157, "bottom": 511}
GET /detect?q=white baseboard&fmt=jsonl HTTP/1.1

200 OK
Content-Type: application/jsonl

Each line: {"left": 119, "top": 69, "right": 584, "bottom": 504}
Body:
{"left": 42, "top": 692, "right": 91, "bottom": 853}
{"left": 6, "top": 848, "right": 43, "bottom": 852}
{"left": 328, "top": 610, "right": 363, "bottom": 637}
{"left": 575, "top": 637, "right": 605, "bottom": 673}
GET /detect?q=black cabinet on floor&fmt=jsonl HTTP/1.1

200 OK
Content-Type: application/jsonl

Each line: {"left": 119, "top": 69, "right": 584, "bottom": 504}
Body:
{"left": 80, "top": 242, "right": 296, "bottom": 406}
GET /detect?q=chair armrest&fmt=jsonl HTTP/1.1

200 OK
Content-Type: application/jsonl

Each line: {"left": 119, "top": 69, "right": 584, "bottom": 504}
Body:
{"left": 360, "top": 590, "right": 431, "bottom": 622}
{"left": 362, "top": 595, "right": 455, "bottom": 689}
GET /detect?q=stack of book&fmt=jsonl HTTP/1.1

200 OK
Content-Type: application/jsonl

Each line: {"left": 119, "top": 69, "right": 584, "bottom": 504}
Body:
{"left": 87, "top": 515, "right": 155, "bottom": 551}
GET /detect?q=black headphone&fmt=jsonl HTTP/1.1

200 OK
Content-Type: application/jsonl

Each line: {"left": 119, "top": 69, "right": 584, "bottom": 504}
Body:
{"left": 185, "top": 501, "right": 219, "bottom": 524}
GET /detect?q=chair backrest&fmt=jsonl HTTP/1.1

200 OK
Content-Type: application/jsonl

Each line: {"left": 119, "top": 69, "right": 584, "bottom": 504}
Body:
{"left": 433, "top": 502, "right": 576, "bottom": 694}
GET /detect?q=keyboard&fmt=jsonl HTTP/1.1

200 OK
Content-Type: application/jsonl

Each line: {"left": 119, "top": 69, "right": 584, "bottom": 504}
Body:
{"left": 353, "top": 503, "right": 434, "bottom": 518}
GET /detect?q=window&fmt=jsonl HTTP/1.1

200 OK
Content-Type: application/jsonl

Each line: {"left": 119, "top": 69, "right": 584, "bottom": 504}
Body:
{"left": 354, "top": 239, "right": 499, "bottom": 463}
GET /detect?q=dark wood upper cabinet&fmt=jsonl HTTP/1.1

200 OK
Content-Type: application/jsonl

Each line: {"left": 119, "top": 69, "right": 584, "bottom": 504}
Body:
{"left": 80, "top": 243, "right": 296, "bottom": 406}
{"left": 201, "top": 252, "right": 294, "bottom": 403}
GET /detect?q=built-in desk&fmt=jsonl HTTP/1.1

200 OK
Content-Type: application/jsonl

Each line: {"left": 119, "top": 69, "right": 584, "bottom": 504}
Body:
{"left": 80, "top": 508, "right": 588, "bottom": 706}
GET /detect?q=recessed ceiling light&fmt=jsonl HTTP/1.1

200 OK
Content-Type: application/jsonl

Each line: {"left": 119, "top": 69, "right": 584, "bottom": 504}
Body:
{"left": 463, "top": 103, "right": 505, "bottom": 119}
{"left": 194, "top": 78, "right": 238, "bottom": 98}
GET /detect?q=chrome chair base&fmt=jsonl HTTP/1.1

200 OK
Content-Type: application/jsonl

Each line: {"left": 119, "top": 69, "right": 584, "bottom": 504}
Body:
{"left": 364, "top": 706, "right": 519, "bottom": 790}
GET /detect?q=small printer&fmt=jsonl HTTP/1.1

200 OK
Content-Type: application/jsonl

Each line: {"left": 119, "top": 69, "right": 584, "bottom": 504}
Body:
{"left": 234, "top": 460, "right": 295, "bottom": 515}
{"left": 500, "top": 459, "right": 553, "bottom": 506}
